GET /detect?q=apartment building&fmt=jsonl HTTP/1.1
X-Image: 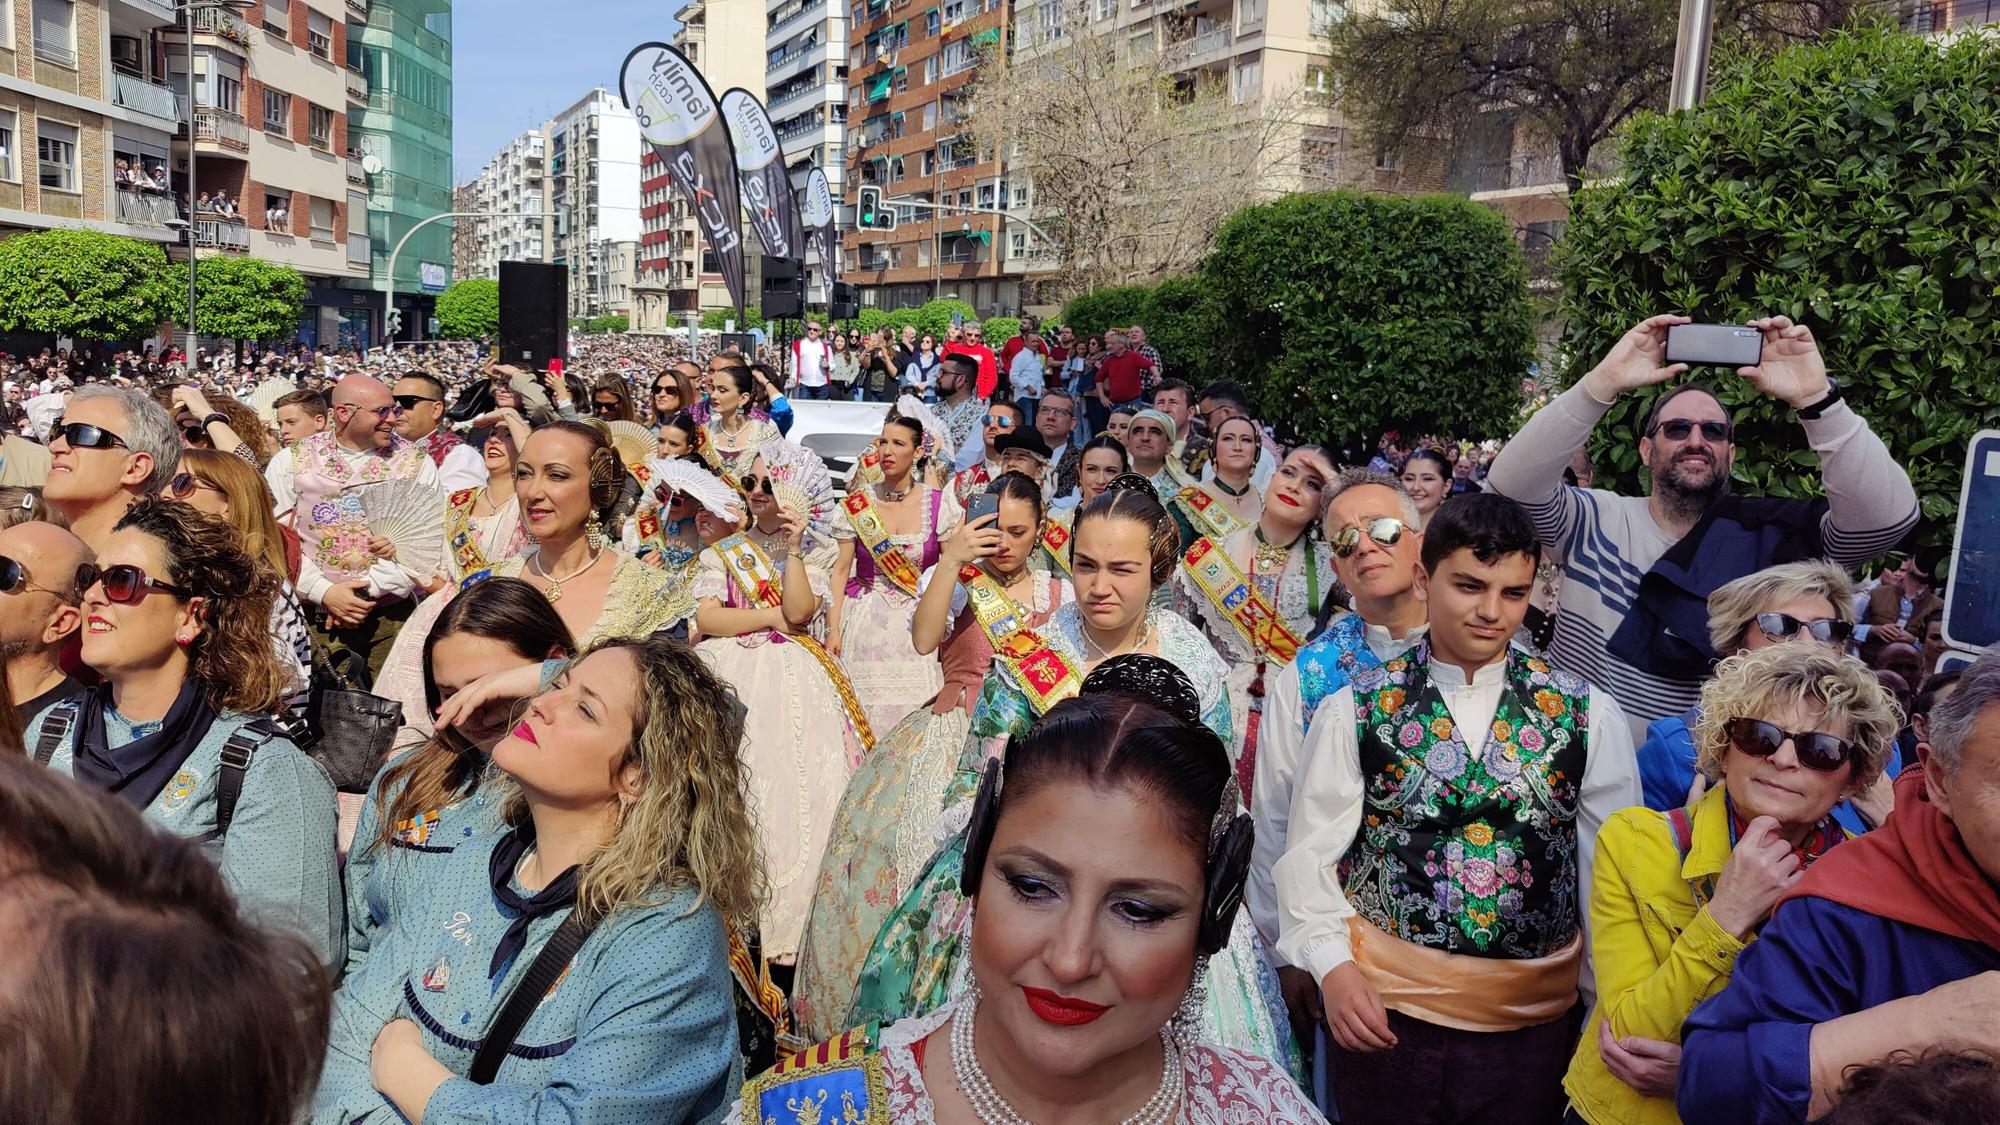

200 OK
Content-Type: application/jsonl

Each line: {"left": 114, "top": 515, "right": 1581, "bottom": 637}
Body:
{"left": 459, "top": 124, "right": 550, "bottom": 280}
{"left": 767, "top": 0, "right": 845, "bottom": 298}
{"left": 1, "top": 0, "right": 189, "bottom": 257}
{"left": 633, "top": 0, "right": 763, "bottom": 331}
{"left": 547, "top": 86, "right": 639, "bottom": 319}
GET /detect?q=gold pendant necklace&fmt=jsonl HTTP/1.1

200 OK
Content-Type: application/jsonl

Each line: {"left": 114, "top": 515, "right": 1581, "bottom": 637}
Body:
{"left": 531, "top": 545, "right": 602, "bottom": 603}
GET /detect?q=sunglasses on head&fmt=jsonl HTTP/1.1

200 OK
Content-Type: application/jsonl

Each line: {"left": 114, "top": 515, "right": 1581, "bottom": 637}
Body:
{"left": 986, "top": 414, "right": 1017, "bottom": 428}
{"left": 1649, "top": 419, "right": 1731, "bottom": 442}
{"left": 166, "top": 472, "right": 220, "bottom": 500}
{"left": 75, "top": 562, "right": 192, "bottom": 605}
{"left": 1332, "top": 517, "right": 1408, "bottom": 558}
{"left": 0, "top": 554, "right": 67, "bottom": 599}
{"left": 738, "top": 473, "right": 775, "bottom": 496}
{"left": 1755, "top": 612, "right": 1853, "bottom": 645}
{"left": 55, "top": 421, "right": 127, "bottom": 451}
{"left": 393, "top": 394, "right": 438, "bottom": 410}
{"left": 1725, "top": 716, "right": 1856, "bottom": 773}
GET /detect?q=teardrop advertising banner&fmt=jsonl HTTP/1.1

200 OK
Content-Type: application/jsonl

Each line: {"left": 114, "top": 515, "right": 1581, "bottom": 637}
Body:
{"left": 802, "top": 166, "right": 837, "bottom": 304}
{"left": 719, "top": 88, "right": 806, "bottom": 262}
{"left": 619, "top": 43, "right": 746, "bottom": 315}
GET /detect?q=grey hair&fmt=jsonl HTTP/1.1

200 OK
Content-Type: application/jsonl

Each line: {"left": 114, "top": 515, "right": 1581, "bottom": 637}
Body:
{"left": 1323, "top": 466, "right": 1422, "bottom": 527}
{"left": 1927, "top": 645, "right": 2000, "bottom": 777}
{"left": 67, "top": 384, "right": 180, "bottom": 496}
{"left": 1706, "top": 559, "right": 1857, "bottom": 655}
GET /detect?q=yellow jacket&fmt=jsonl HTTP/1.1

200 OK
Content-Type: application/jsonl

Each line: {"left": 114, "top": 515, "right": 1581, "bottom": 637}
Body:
{"left": 1562, "top": 784, "right": 1759, "bottom": 1125}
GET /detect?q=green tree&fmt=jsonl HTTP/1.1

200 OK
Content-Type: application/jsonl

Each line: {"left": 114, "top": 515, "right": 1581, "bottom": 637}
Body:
{"left": 701, "top": 306, "right": 762, "bottom": 330}
{"left": 1140, "top": 275, "right": 1227, "bottom": 387}
{"left": 0, "top": 229, "right": 176, "bottom": 341}
{"left": 182, "top": 256, "right": 307, "bottom": 342}
{"left": 584, "top": 314, "right": 629, "bottom": 334}
{"left": 1555, "top": 25, "right": 2000, "bottom": 551}
{"left": 435, "top": 278, "right": 499, "bottom": 339}
{"left": 1061, "top": 285, "right": 1155, "bottom": 338}
{"left": 914, "top": 298, "right": 976, "bottom": 340}
{"left": 981, "top": 316, "right": 1022, "bottom": 348}
{"left": 1205, "top": 190, "right": 1536, "bottom": 447}
{"left": 850, "top": 307, "right": 893, "bottom": 336}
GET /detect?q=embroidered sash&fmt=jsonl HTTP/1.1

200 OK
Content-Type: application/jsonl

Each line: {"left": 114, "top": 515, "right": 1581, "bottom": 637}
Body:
{"left": 1038, "top": 517, "right": 1072, "bottom": 577}
{"left": 715, "top": 533, "right": 876, "bottom": 749}
{"left": 740, "top": 1026, "right": 889, "bottom": 1125}
{"left": 959, "top": 565, "right": 1083, "bottom": 715}
{"left": 1175, "top": 484, "right": 1250, "bottom": 540}
{"left": 841, "top": 490, "right": 922, "bottom": 597}
{"left": 445, "top": 488, "right": 491, "bottom": 580}
{"left": 1181, "top": 537, "right": 1303, "bottom": 664}
{"left": 728, "top": 922, "right": 798, "bottom": 1054}
{"left": 854, "top": 448, "right": 885, "bottom": 486}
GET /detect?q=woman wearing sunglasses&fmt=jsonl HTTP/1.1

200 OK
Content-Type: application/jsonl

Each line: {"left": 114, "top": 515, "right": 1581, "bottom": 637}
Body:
{"left": 343, "top": 577, "right": 573, "bottom": 976}
{"left": 1563, "top": 643, "right": 1899, "bottom": 1125}
{"left": 1637, "top": 560, "right": 1895, "bottom": 834}
{"left": 25, "top": 496, "right": 343, "bottom": 968}
{"left": 650, "top": 364, "right": 697, "bottom": 426}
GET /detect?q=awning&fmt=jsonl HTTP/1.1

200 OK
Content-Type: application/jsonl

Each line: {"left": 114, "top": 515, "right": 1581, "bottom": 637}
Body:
{"left": 971, "top": 26, "right": 1000, "bottom": 45}
{"left": 866, "top": 73, "right": 893, "bottom": 100}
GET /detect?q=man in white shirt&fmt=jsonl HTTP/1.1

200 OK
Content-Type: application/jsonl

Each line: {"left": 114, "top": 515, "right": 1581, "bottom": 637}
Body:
{"left": 391, "top": 372, "right": 485, "bottom": 493}
{"left": 789, "top": 321, "right": 835, "bottom": 400}
{"left": 1274, "top": 492, "right": 1638, "bottom": 1125}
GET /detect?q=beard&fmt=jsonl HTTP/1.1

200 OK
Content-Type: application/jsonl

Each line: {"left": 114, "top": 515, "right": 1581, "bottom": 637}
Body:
{"left": 1653, "top": 449, "right": 1727, "bottom": 518}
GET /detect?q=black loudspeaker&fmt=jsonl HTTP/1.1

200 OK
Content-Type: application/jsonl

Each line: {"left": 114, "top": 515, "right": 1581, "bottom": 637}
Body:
{"left": 499, "top": 260, "right": 567, "bottom": 372}
{"left": 761, "top": 256, "right": 805, "bottom": 319}
{"left": 830, "top": 281, "right": 860, "bottom": 320}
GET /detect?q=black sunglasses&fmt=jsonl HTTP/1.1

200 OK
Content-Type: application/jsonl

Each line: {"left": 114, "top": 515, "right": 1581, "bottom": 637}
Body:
{"left": 1754, "top": 612, "right": 1853, "bottom": 645}
{"left": 1332, "top": 517, "right": 1408, "bottom": 558}
{"left": 738, "top": 472, "right": 775, "bottom": 497}
{"left": 76, "top": 562, "right": 193, "bottom": 605}
{"left": 393, "top": 394, "right": 439, "bottom": 410}
{"left": 54, "top": 421, "right": 128, "bottom": 451}
{"left": 0, "top": 554, "right": 67, "bottom": 600}
{"left": 1650, "top": 419, "right": 1731, "bottom": 442}
{"left": 1725, "top": 716, "right": 1857, "bottom": 773}
{"left": 592, "top": 399, "right": 622, "bottom": 412}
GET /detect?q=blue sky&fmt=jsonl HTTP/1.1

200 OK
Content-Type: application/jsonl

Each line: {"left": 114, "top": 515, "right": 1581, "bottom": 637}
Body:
{"left": 451, "top": 1, "right": 682, "bottom": 182}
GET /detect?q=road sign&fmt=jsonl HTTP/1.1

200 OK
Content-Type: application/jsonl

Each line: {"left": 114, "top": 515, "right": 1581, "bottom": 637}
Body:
{"left": 1942, "top": 429, "right": 2000, "bottom": 654}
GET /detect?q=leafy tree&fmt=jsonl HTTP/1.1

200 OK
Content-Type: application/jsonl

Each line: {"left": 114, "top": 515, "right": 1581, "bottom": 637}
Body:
{"left": 584, "top": 314, "right": 628, "bottom": 334}
{"left": 883, "top": 308, "right": 921, "bottom": 335}
{"left": 435, "top": 278, "right": 499, "bottom": 339}
{"left": 981, "top": 316, "right": 1022, "bottom": 347}
{"left": 1205, "top": 190, "right": 1536, "bottom": 447}
{"left": 1555, "top": 25, "right": 2000, "bottom": 552}
{"left": 913, "top": 298, "right": 976, "bottom": 340}
{"left": 700, "top": 306, "right": 762, "bottom": 331}
{"left": 1061, "top": 285, "right": 1158, "bottom": 338}
{"left": 1325, "top": 0, "right": 1855, "bottom": 191}
{"left": 0, "top": 229, "right": 177, "bottom": 341}
{"left": 1140, "top": 275, "right": 1227, "bottom": 387}
{"left": 181, "top": 257, "right": 307, "bottom": 343}
{"left": 849, "top": 307, "right": 893, "bottom": 336}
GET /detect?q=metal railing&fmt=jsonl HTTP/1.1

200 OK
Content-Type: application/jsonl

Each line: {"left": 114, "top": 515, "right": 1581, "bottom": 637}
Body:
{"left": 769, "top": 0, "right": 828, "bottom": 38}
{"left": 33, "top": 35, "right": 77, "bottom": 67}
{"left": 768, "top": 80, "right": 826, "bottom": 116}
{"left": 193, "top": 108, "right": 250, "bottom": 147}
{"left": 1889, "top": 0, "right": 2000, "bottom": 31}
{"left": 190, "top": 6, "right": 255, "bottom": 48}
{"left": 116, "top": 190, "right": 179, "bottom": 227}
{"left": 347, "top": 156, "right": 365, "bottom": 181}
{"left": 113, "top": 72, "right": 185, "bottom": 123}
{"left": 766, "top": 39, "right": 824, "bottom": 73}
{"left": 347, "top": 0, "right": 369, "bottom": 13}
{"left": 194, "top": 218, "right": 250, "bottom": 251}
{"left": 346, "top": 68, "right": 368, "bottom": 99}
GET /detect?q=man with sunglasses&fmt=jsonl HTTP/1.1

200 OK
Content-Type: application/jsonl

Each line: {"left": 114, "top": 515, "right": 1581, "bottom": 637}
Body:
{"left": 939, "top": 355, "right": 988, "bottom": 474}
{"left": 266, "top": 373, "right": 439, "bottom": 675}
{"left": 45, "top": 386, "right": 182, "bottom": 551}
{"left": 1276, "top": 493, "right": 1638, "bottom": 1125}
{"left": 789, "top": 321, "right": 834, "bottom": 400}
{"left": 0, "top": 520, "right": 90, "bottom": 724}
{"left": 952, "top": 401, "right": 1022, "bottom": 506}
{"left": 942, "top": 320, "right": 998, "bottom": 400}
{"left": 1487, "top": 313, "right": 1918, "bottom": 742}
{"left": 391, "top": 372, "right": 484, "bottom": 493}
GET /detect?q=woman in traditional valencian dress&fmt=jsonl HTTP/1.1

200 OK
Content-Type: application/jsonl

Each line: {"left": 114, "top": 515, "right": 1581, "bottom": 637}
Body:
{"left": 1168, "top": 415, "right": 1263, "bottom": 550}
{"left": 701, "top": 365, "right": 783, "bottom": 480}
{"left": 1039, "top": 433, "right": 1127, "bottom": 579}
{"left": 792, "top": 471, "right": 1072, "bottom": 1041}
{"left": 726, "top": 666, "right": 1327, "bottom": 1125}
{"left": 693, "top": 438, "right": 871, "bottom": 984}
{"left": 441, "top": 411, "right": 528, "bottom": 585}
{"left": 829, "top": 412, "right": 964, "bottom": 735}
{"left": 1173, "top": 447, "right": 1339, "bottom": 794}
{"left": 848, "top": 476, "right": 1298, "bottom": 1075}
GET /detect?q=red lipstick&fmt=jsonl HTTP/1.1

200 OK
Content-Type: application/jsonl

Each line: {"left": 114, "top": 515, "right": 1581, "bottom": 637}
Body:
{"left": 1022, "top": 987, "right": 1109, "bottom": 1026}
{"left": 510, "top": 721, "right": 538, "bottom": 746}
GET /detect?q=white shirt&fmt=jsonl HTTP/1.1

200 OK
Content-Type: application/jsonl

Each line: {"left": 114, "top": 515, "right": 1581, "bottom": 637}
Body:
{"left": 422, "top": 433, "right": 488, "bottom": 494}
{"left": 266, "top": 441, "right": 442, "bottom": 606}
{"left": 1247, "top": 619, "right": 1427, "bottom": 948}
{"left": 792, "top": 338, "right": 833, "bottom": 388}
{"left": 1272, "top": 653, "right": 1638, "bottom": 984}
{"left": 1009, "top": 349, "right": 1046, "bottom": 399}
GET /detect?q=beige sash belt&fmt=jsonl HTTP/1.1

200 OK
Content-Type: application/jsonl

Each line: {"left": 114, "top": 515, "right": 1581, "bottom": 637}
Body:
{"left": 1351, "top": 915, "right": 1580, "bottom": 1033}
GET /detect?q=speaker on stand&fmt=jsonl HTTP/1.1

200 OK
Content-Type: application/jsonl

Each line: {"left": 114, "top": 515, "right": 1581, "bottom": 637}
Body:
{"left": 499, "top": 260, "right": 568, "bottom": 372}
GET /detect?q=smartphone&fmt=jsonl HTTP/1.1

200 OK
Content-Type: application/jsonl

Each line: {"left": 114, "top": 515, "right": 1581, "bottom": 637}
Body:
{"left": 967, "top": 492, "right": 1000, "bottom": 523}
{"left": 951, "top": 311, "right": 965, "bottom": 329}
{"left": 1665, "top": 324, "right": 1763, "bottom": 368}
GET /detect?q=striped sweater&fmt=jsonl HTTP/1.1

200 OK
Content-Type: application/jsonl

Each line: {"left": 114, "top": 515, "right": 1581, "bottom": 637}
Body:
{"left": 1488, "top": 382, "right": 1918, "bottom": 743}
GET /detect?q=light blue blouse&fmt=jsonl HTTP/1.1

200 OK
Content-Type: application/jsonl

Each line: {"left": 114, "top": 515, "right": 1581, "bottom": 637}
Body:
{"left": 343, "top": 760, "right": 508, "bottom": 979}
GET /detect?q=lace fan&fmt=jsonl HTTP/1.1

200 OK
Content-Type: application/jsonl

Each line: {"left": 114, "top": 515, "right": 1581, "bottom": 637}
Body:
{"left": 605, "top": 420, "right": 656, "bottom": 471}
{"left": 644, "top": 457, "right": 741, "bottom": 521}
{"left": 359, "top": 478, "right": 446, "bottom": 582}
{"left": 757, "top": 438, "right": 837, "bottom": 550}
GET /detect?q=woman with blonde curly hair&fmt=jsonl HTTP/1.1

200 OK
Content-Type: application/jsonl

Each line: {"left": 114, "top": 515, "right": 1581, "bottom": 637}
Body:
{"left": 1563, "top": 643, "right": 1900, "bottom": 1125}
{"left": 316, "top": 633, "right": 761, "bottom": 1124}
{"left": 25, "top": 496, "right": 343, "bottom": 967}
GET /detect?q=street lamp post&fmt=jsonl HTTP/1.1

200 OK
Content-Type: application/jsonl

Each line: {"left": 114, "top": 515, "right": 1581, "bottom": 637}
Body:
{"left": 383, "top": 210, "right": 559, "bottom": 349}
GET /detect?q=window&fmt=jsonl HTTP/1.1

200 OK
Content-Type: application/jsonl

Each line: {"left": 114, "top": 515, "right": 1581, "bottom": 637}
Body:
{"left": 308, "top": 9, "right": 332, "bottom": 58}
{"left": 925, "top": 8, "right": 939, "bottom": 35}
{"left": 923, "top": 56, "right": 936, "bottom": 83}
{"left": 264, "top": 0, "right": 289, "bottom": 35}
{"left": 920, "top": 150, "right": 934, "bottom": 176}
{"left": 1373, "top": 144, "right": 1398, "bottom": 172}
{"left": 1308, "top": 0, "right": 1340, "bottom": 35}
{"left": 1009, "top": 231, "right": 1026, "bottom": 257}
{"left": 1231, "top": 56, "right": 1262, "bottom": 103}
{"left": 263, "top": 88, "right": 291, "bottom": 134}
{"left": 311, "top": 197, "right": 335, "bottom": 238}
{"left": 309, "top": 104, "right": 333, "bottom": 149}
{"left": 894, "top": 69, "right": 908, "bottom": 93}
{"left": 1237, "top": 0, "right": 1264, "bottom": 28}
{"left": 1012, "top": 184, "right": 1028, "bottom": 207}
{"left": 0, "top": 111, "right": 12, "bottom": 181}
{"left": 1304, "top": 64, "right": 1334, "bottom": 101}
{"left": 36, "top": 120, "right": 76, "bottom": 192}
{"left": 922, "top": 102, "right": 935, "bottom": 130}
{"left": 265, "top": 191, "right": 290, "bottom": 231}
{"left": 32, "top": 0, "right": 74, "bottom": 66}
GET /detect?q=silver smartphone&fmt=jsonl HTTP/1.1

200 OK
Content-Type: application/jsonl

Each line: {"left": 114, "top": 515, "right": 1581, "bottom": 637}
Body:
{"left": 1665, "top": 324, "right": 1763, "bottom": 367}
{"left": 967, "top": 492, "right": 1000, "bottom": 523}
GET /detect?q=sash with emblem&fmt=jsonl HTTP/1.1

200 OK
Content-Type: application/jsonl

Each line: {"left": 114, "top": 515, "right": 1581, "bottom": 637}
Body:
{"left": 739, "top": 1026, "right": 889, "bottom": 1125}
{"left": 854, "top": 448, "right": 886, "bottom": 487}
{"left": 959, "top": 565, "right": 1082, "bottom": 715}
{"left": 841, "top": 491, "right": 922, "bottom": 596}
{"left": 445, "top": 488, "right": 490, "bottom": 579}
{"left": 1180, "top": 537, "right": 1303, "bottom": 665}
{"left": 1174, "top": 483, "right": 1249, "bottom": 541}
{"left": 715, "top": 533, "right": 876, "bottom": 749}
{"left": 1037, "top": 516, "right": 1072, "bottom": 578}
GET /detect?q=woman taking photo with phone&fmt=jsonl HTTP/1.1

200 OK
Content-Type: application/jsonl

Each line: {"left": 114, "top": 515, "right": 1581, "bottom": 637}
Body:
{"left": 315, "top": 634, "right": 760, "bottom": 1124}
{"left": 794, "top": 471, "right": 1073, "bottom": 1040}
{"left": 27, "top": 496, "right": 343, "bottom": 968}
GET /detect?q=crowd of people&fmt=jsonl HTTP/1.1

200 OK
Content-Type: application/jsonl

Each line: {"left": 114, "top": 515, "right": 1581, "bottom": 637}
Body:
{"left": 2, "top": 309, "right": 1992, "bottom": 1125}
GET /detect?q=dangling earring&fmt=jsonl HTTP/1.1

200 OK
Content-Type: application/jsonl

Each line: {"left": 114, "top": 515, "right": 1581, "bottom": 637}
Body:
{"left": 586, "top": 512, "right": 606, "bottom": 550}
{"left": 1171, "top": 955, "right": 1209, "bottom": 1048}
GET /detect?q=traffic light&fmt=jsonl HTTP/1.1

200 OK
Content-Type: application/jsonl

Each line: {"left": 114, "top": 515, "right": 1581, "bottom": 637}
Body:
{"left": 856, "top": 186, "right": 897, "bottom": 232}
{"left": 385, "top": 307, "right": 403, "bottom": 339}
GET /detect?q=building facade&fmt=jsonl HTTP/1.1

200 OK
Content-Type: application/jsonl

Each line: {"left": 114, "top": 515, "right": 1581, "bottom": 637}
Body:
{"left": 345, "top": 0, "right": 451, "bottom": 346}
{"left": 457, "top": 123, "right": 550, "bottom": 280}
{"left": 767, "top": 0, "right": 845, "bottom": 299}
{"left": 546, "top": 86, "right": 639, "bottom": 320}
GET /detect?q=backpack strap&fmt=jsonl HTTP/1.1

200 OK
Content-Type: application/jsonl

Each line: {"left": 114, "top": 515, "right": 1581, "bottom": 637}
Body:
{"left": 208, "top": 719, "right": 285, "bottom": 842}
{"left": 32, "top": 700, "right": 80, "bottom": 766}
{"left": 470, "top": 911, "right": 600, "bottom": 1084}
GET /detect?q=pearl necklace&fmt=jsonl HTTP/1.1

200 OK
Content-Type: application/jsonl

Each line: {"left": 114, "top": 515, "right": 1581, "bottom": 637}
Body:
{"left": 530, "top": 544, "right": 603, "bottom": 603}
{"left": 949, "top": 994, "right": 1183, "bottom": 1125}
{"left": 1081, "top": 615, "right": 1152, "bottom": 661}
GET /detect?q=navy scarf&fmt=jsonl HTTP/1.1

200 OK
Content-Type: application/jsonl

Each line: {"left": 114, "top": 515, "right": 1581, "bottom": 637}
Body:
{"left": 487, "top": 824, "right": 581, "bottom": 980}
{"left": 70, "top": 679, "right": 221, "bottom": 810}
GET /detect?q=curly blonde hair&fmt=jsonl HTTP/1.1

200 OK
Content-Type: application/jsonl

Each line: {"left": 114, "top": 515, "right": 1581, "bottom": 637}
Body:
{"left": 504, "top": 633, "right": 764, "bottom": 927}
{"left": 1692, "top": 644, "right": 1903, "bottom": 790}
{"left": 1706, "top": 559, "right": 1857, "bottom": 655}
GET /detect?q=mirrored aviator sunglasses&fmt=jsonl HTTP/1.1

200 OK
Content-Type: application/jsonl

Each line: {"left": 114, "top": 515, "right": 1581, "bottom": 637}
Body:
{"left": 1754, "top": 612, "right": 1854, "bottom": 646}
{"left": 1724, "top": 716, "right": 1855, "bottom": 773}
{"left": 1332, "top": 517, "right": 1406, "bottom": 558}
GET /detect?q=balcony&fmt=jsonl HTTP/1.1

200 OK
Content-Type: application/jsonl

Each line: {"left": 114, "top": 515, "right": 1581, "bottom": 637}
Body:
{"left": 194, "top": 217, "right": 250, "bottom": 251}
{"left": 113, "top": 72, "right": 185, "bottom": 125}
{"left": 266, "top": 215, "right": 293, "bottom": 236}
{"left": 178, "top": 7, "right": 255, "bottom": 51}
{"left": 347, "top": 155, "right": 365, "bottom": 182}
{"left": 347, "top": 0, "right": 369, "bottom": 13}
{"left": 348, "top": 231, "right": 371, "bottom": 266}
{"left": 192, "top": 108, "right": 250, "bottom": 150}
{"left": 767, "top": 38, "right": 831, "bottom": 81}
{"left": 769, "top": 0, "right": 829, "bottom": 38}
{"left": 346, "top": 67, "right": 369, "bottom": 100}
{"left": 767, "top": 80, "right": 829, "bottom": 118}
{"left": 115, "top": 188, "right": 180, "bottom": 227}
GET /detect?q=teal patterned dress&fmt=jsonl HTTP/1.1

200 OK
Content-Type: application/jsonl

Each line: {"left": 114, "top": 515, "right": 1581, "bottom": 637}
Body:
{"left": 843, "top": 603, "right": 1303, "bottom": 1077}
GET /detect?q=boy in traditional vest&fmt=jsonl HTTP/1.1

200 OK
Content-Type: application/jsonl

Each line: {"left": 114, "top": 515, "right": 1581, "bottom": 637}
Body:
{"left": 1274, "top": 491, "right": 1640, "bottom": 1125}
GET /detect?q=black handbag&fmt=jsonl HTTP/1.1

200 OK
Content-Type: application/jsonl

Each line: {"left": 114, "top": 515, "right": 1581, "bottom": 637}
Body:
{"left": 299, "top": 635, "right": 403, "bottom": 794}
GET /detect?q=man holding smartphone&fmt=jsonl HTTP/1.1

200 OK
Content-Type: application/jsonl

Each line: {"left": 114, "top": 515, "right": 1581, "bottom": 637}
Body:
{"left": 1485, "top": 313, "right": 1917, "bottom": 742}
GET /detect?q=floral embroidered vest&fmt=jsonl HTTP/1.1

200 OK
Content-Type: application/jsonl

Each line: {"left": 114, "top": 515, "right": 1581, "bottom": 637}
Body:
{"left": 1294, "top": 612, "right": 1383, "bottom": 735}
{"left": 1339, "top": 642, "right": 1591, "bottom": 959}
{"left": 292, "top": 432, "right": 429, "bottom": 584}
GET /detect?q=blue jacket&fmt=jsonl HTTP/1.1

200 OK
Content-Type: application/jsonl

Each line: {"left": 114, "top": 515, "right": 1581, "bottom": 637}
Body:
{"left": 342, "top": 761, "right": 507, "bottom": 978}
{"left": 1678, "top": 896, "right": 2000, "bottom": 1123}
{"left": 1637, "top": 706, "right": 1899, "bottom": 836}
